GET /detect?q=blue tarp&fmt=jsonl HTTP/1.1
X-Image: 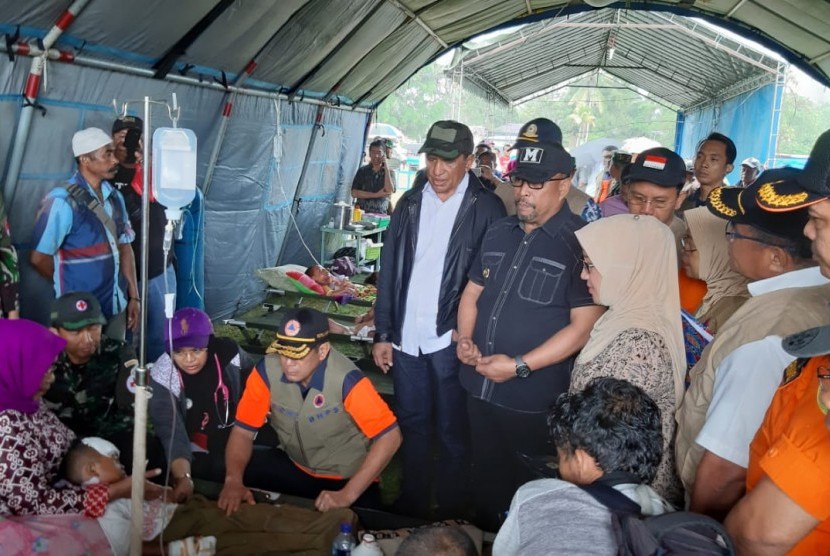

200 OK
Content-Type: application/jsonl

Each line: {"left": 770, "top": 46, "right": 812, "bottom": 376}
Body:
{"left": 675, "top": 83, "right": 780, "bottom": 183}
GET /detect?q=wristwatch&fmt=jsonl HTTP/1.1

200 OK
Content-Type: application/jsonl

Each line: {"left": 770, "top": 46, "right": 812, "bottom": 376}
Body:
{"left": 514, "top": 356, "right": 532, "bottom": 378}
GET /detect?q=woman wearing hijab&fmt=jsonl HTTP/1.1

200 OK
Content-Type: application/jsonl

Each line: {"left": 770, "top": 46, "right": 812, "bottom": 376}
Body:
{"left": 572, "top": 214, "right": 686, "bottom": 506}
{"left": 149, "top": 307, "right": 278, "bottom": 502}
{"left": 0, "top": 319, "right": 162, "bottom": 516}
{"left": 681, "top": 207, "right": 749, "bottom": 333}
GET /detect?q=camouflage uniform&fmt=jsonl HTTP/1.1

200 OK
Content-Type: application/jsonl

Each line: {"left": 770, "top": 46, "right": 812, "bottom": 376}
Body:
{"left": 44, "top": 337, "right": 138, "bottom": 438}
{"left": 0, "top": 210, "right": 19, "bottom": 318}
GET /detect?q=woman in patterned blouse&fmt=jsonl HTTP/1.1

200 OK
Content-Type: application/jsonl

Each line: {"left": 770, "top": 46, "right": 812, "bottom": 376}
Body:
{"left": 0, "top": 319, "right": 164, "bottom": 517}
{"left": 571, "top": 214, "right": 687, "bottom": 508}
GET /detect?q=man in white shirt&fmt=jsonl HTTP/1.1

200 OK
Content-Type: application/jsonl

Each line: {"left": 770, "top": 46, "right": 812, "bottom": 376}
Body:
{"left": 675, "top": 168, "right": 830, "bottom": 520}
{"left": 372, "top": 121, "right": 506, "bottom": 518}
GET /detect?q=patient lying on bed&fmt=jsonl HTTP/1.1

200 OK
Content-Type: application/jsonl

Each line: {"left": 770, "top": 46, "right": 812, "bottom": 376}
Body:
{"left": 305, "top": 264, "right": 377, "bottom": 302}
{"left": 306, "top": 264, "right": 359, "bottom": 297}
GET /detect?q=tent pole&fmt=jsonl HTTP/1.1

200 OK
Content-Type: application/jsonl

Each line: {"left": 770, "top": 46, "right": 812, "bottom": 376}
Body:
{"left": 1, "top": 0, "right": 90, "bottom": 205}
{"left": 0, "top": 44, "right": 373, "bottom": 113}
{"left": 276, "top": 105, "right": 325, "bottom": 265}
{"left": 128, "top": 96, "right": 152, "bottom": 556}
{"left": 203, "top": 55, "right": 262, "bottom": 197}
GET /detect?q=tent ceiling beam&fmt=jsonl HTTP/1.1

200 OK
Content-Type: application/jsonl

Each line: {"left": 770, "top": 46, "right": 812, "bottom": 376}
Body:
{"left": 462, "top": 67, "right": 513, "bottom": 105}
{"left": 0, "top": 43, "right": 372, "bottom": 112}
{"left": 651, "top": 12, "right": 779, "bottom": 75}
{"left": 725, "top": 0, "right": 750, "bottom": 19}
{"left": 810, "top": 50, "right": 830, "bottom": 64}
{"left": 463, "top": 17, "right": 580, "bottom": 66}
{"left": 385, "top": 0, "right": 449, "bottom": 48}
{"left": 152, "top": 0, "right": 238, "bottom": 79}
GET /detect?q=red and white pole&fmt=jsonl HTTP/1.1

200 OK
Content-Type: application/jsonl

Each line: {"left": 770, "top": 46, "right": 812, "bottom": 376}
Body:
{"left": 202, "top": 56, "right": 263, "bottom": 196}
{"left": 3, "top": 0, "right": 90, "bottom": 202}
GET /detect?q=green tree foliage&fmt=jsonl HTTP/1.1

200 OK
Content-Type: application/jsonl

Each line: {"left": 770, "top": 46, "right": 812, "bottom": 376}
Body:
{"left": 777, "top": 85, "right": 830, "bottom": 154}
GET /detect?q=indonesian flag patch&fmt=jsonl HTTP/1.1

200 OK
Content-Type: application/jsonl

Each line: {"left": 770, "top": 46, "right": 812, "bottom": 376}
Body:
{"left": 642, "top": 155, "right": 667, "bottom": 170}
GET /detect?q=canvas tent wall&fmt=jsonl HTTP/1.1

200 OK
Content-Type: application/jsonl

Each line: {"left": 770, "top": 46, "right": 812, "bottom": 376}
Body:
{"left": 0, "top": 58, "right": 368, "bottom": 322}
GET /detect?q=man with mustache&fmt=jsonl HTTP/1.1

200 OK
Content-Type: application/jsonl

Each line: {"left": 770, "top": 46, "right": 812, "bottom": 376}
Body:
{"left": 456, "top": 122, "right": 604, "bottom": 530}
{"left": 31, "top": 127, "right": 139, "bottom": 341}
{"left": 372, "top": 120, "right": 505, "bottom": 520}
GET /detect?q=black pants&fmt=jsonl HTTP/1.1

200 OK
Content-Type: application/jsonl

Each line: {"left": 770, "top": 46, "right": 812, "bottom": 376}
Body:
{"left": 467, "top": 395, "right": 552, "bottom": 532}
{"left": 243, "top": 448, "right": 382, "bottom": 509}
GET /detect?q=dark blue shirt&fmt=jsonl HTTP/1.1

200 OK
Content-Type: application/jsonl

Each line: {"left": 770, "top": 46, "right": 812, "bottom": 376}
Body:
{"left": 460, "top": 205, "right": 594, "bottom": 413}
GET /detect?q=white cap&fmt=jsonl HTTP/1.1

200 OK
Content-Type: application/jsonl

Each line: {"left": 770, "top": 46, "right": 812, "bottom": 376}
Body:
{"left": 741, "top": 157, "right": 763, "bottom": 170}
{"left": 72, "top": 127, "right": 112, "bottom": 157}
{"left": 81, "top": 436, "right": 120, "bottom": 458}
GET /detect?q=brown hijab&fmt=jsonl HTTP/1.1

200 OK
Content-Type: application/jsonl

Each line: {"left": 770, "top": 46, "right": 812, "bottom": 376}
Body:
{"left": 575, "top": 214, "right": 686, "bottom": 404}
{"left": 683, "top": 207, "right": 749, "bottom": 325}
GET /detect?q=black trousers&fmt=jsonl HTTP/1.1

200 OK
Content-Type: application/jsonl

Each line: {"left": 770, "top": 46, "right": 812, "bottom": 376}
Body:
{"left": 467, "top": 395, "right": 552, "bottom": 532}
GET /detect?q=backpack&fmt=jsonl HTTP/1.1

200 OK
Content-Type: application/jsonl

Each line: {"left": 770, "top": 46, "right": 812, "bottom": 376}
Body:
{"left": 580, "top": 481, "right": 735, "bottom": 556}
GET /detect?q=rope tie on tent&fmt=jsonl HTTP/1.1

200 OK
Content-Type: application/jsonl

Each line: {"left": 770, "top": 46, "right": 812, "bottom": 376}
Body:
{"left": 21, "top": 96, "right": 47, "bottom": 116}
{"left": 4, "top": 27, "right": 20, "bottom": 61}
{"left": 214, "top": 70, "right": 229, "bottom": 90}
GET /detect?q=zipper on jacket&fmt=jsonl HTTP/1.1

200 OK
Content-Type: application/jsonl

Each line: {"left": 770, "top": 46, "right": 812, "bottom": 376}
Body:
{"left": 295, "top": 419, "right": 309, "bottom": 468}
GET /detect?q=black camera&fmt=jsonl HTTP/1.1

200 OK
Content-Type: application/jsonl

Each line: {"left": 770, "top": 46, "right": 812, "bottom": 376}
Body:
{"left": 123, "top": 127, "right": 142, "bottom": 164}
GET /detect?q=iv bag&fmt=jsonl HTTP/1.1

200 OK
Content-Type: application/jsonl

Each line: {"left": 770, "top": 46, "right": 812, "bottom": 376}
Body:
{"left": 153, "top": 127, "right": 197, "bottom": 220}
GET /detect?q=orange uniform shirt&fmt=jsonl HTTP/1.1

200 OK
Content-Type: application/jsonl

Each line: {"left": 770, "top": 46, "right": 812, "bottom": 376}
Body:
{"left": 747, "top": 356, "right": 830, "bottom": 554}
{"left": 678, "top": 268, "right": 707, "bottom": 314}
{"left": 235, "top": 361, "right": 397, "bottom": 441}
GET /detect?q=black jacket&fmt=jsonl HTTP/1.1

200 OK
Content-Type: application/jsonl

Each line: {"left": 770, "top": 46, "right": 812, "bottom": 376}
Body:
{"left": 374, "top": 171, "right": 507, "bottom": 345}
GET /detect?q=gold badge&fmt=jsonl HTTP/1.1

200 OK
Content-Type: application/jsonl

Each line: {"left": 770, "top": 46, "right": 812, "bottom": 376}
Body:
{"left": 781, "top": 358, "right": 807, "bottom": 386}
{"left": 758, "top": 181, "right": 809, "bottom": 208}
{"left": 708, "top": 187, "right": 737, "bottom": 218}
{"left": 522, "top": 124, "right": 538, "bottom": 139}
{"left": 483, "top": 268, "right": 490, "bottom": 279}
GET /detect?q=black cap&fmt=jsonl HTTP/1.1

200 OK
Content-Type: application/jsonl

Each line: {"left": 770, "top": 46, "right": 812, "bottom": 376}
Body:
{"left": 51, "top": 292, "right": 107, "bottom": 330}
{"left": 707, "top": 168, "right": 809, "bottom": 242}
{"left": 112, "top": 115, "right": 143, "bottom": 135}
{"left": 510, "top": 143, "right": 573, "bottom": 183}
{"left": 756, "top": 130, "right": 830, "bottom": 212}
{"left": 418, "top": 121, "right": 474, "bottom": 159}
{"left": 513, "top": 118, "right": 563, "bottom": 148}
{"left": 783, "top": 324, "right": 830, "bottom": 358}
{"left": 266, "top": 308, "right": 330, "bottom": 359}
{"left": 624, "top": 147, "right": 686, "bottom": 189}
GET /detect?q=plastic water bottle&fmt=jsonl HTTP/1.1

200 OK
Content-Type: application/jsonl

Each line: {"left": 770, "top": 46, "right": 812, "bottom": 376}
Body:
{"left": 352, "top": 533, "right": 384, "bottom": 556}
{"left": 153, "top": 127, "right": 197, "bottom": 221}
{"left": 332, "top": 523, "right": 355, "bottom": 556}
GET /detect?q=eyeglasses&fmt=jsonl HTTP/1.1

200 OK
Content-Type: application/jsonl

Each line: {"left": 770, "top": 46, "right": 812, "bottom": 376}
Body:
{"left": 581, "top": 259, "right": 596, "bottom": 273}
{"left": 172, "top": 347, "right": 208, "bottom": 361}
{"left": 510, "top": 175, "right": 569, "bottom": 190}
{"left": 724, "top": 222, "right": 791, "bottom": 249}
{"left": 818, "top": 366, "right": 830, "bottom": 390}
{"left": 627, "top": 193, "right": 672, "bottom": 210}
{"left": 680, "top": 236, "right": 697, "bottom": 252}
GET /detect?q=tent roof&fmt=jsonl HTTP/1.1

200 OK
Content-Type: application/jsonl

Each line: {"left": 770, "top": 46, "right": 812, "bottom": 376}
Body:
{"left": 453, "top": 8, "right": 786, "bottom": 110}
{"left": 0, "top": 0, "right": 826, "bottom": 108}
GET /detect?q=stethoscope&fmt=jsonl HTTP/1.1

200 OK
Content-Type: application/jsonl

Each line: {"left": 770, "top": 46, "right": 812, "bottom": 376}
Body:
{"left": 180, "top": 353, "right": 231, "bottom": 429}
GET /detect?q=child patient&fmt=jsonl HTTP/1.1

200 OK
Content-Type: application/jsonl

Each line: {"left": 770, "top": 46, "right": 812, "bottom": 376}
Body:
{"left": 64, "top": 437, "right": 355, "bottom": 556}
{"left": 305, "top": 264, "right": 358, "bottom": 297}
